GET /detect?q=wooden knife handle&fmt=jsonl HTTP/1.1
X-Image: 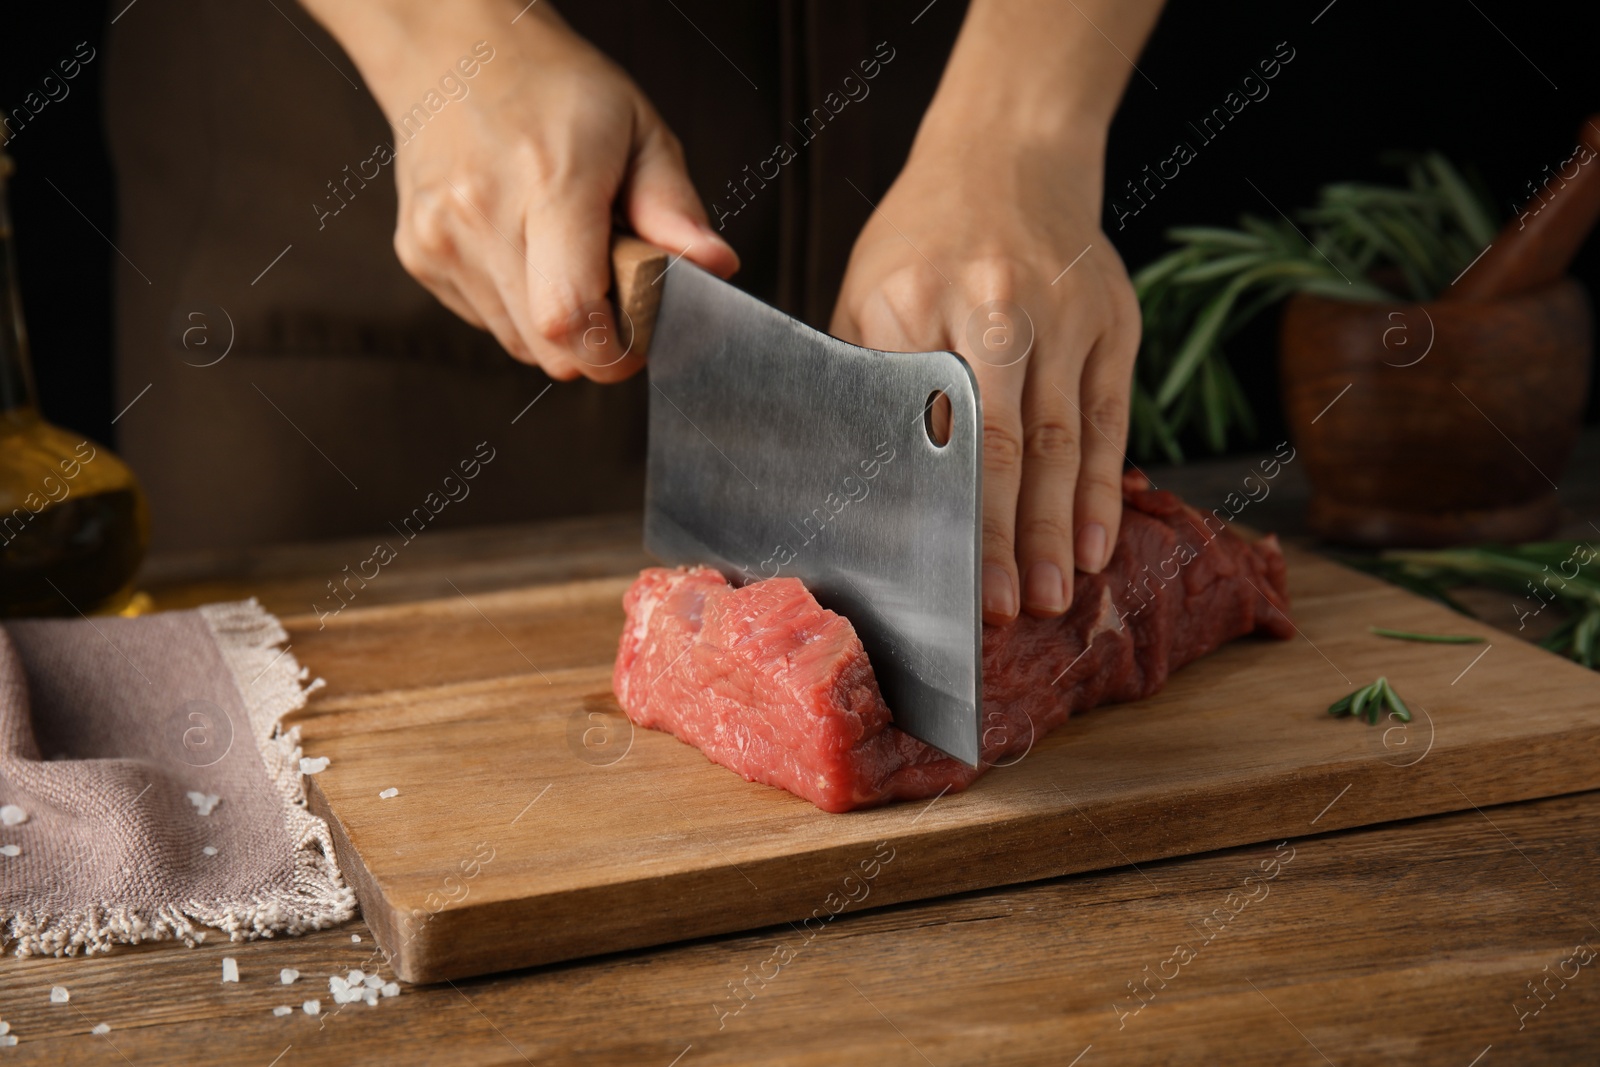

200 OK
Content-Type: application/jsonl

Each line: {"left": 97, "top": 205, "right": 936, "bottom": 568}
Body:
{"left": 610, "top": 236, "right": 672, "bottom": 359}
{"left": 1447, "top": 114, "right": 1600, "bottom": 301}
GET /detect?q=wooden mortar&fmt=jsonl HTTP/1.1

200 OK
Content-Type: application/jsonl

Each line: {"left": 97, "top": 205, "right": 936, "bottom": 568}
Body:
{"left": 1280, "top": 280, "right": 1591, "bottom": 546}
{"left": 1281, "top": 114, "right": 1600, "bottom": 547}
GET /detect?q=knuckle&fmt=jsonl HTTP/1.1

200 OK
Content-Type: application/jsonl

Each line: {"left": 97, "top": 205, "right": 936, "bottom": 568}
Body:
{"left": 393, "top": 230, "right": 449, "bottom": 287}
{"left": 1024, "top": 419, "right": 1081, "bottom": 466}
{"left": 447, "top": 173, "right": 493, "bottom": 212}
{"left": 531, "top": 291, "right": 589, "bottom": 344}
{"left": 861, "top": 266, "right": 944, "bottom": 348}
{"left": 1020, "top": 514, "right": 1074, "bottom": 551}
{"left": 406, "top": 196, "right": 456, "bottom": 258}
{"left": 1078, "top": 467, "right": 1126, "bottom": 503}
{"left": 879, "top": 266, "right": 941, "bottom": 321}
{"left": 1084, "top": 395, "right": 1130, "bottom": 439}
{"left": 508, "top": 141, "right": 559, "bottom": 188}
{"left": 982, "top": 420, "right": 1024, "bottom": 470}
{"left": 392, "top": 230, "right": 424, "bottom": 276}
{"left": 981, "top": 516, "right": 1016, "bottom": 556}
{"left": 962, "top": 255, "right": 1024, "bottom": 301}
{"left": 531, "top": 303, "right": 577, "bottom": 344}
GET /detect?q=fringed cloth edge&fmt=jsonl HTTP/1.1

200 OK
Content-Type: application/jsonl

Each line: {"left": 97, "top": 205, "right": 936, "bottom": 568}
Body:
{"left": 5, "top": 599, "right": 356, "bottom": 957}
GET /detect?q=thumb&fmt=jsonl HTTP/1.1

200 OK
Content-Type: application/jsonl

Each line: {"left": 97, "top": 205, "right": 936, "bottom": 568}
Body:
{"left": 623, "top": 120, "right": 740, "bottom": 279}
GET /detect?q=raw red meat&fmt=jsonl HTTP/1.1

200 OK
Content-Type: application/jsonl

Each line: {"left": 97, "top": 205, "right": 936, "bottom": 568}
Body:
{"left": 612, "top": 473, "right": 1293, "bottom": 812}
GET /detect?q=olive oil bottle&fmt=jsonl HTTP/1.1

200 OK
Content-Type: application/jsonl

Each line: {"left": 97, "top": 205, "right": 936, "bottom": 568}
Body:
{"left": 0, "top": 128, "right": 148, "bottom": 617}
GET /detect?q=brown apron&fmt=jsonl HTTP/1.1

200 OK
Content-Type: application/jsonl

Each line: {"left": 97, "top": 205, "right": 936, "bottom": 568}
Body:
{"left": 106, "top": 0, "right": 964, "bottom": 551}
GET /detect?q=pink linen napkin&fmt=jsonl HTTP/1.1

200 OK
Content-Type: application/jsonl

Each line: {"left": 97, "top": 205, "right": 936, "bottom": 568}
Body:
{"left": 0, "top": 600, "right": 354, "bottom": 956}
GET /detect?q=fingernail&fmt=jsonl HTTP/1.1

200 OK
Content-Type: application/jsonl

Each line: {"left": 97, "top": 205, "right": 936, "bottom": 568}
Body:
{"left": 1023, "top": 561, "right": 1066, "bottom": 616}
{"left": 1077, "top": 523, "right": 1108, "bottom": 573}
{"left": 982, "top": 564, "right": 1017, "bottom": 621}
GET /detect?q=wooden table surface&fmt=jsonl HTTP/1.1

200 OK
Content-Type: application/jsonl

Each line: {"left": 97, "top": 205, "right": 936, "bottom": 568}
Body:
{"left": 4, "top": 445, "right": 1600, "bottom": 1065}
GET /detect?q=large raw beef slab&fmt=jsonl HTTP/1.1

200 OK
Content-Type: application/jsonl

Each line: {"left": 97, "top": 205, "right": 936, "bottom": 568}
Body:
{"left": 612, "top": 474, "right": 1294, "bottom": 812}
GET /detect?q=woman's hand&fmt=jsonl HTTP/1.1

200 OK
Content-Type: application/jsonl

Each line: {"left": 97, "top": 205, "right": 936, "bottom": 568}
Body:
{"left": 831, "top": 0, "right": 1161, "bottom": 624}
{"left": 832, "top": 143, "right": 1140, "bottom": 624}
{"left": 303, "top": 0, "right": 738, "bottom": 381}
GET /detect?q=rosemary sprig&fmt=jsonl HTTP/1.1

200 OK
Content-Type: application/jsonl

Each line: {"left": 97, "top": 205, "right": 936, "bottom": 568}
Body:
{"left": 1130, "top": 152, "right": 1497, "bottom": 462}
{"left": 1328, "top": 677, "right": 1411, "bottom": 725}
{"left": 1343, "top": 543, "right": 1600, "bottom": 670}
{"left": 1367, "top": 626, "right": 1485, "bottom": 644}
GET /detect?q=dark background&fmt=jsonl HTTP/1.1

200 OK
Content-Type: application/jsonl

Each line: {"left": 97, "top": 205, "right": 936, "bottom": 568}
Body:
{"left": 3, "top": 0, "right": 115, "bottom": 443}
{"left": 4, "top": 0, "right": 1598, "bottom": 457}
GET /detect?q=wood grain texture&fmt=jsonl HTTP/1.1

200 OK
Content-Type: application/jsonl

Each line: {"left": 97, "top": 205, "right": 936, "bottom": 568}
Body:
{"left": 280, "top": 544, "right": 1600, "bottom": 983}
{"left": 6, "top": 445, "right": 1599, "bottom": 1064}
{"left": 610, "top": 236, "right": 670, "bottom": 359}
{"left": 3, "top": 792, "right": 1596, "bottom": 1065}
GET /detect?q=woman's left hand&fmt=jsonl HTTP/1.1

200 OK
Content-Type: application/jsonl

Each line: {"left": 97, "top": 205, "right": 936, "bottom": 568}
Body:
{"left": 831, "top": 137, "right": 1141, "bottom": 625}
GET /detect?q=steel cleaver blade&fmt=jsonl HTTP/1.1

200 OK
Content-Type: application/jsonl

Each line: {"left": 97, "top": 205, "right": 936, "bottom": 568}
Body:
{"left": 610, "top": 238, "right": 983, "bottom": 766}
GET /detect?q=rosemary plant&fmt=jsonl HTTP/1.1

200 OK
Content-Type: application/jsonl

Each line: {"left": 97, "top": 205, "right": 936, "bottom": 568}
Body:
{"left": 1130, "top": 153, "right": 1498, "bottom": 462}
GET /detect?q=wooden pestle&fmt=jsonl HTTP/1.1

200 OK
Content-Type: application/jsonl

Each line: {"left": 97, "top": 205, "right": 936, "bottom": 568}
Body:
{"left": 1447, "top": 114, "right": 1600, "bottom": 301}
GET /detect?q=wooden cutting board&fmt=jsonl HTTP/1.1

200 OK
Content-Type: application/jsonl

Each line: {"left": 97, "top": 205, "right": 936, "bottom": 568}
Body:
{"left": 282, "top": 545, "right": 1600, "bottom": 984}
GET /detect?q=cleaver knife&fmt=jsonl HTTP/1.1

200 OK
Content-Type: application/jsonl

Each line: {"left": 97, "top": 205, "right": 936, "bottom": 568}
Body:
{"left": 609, "top": 237, "right": 984, "bottom": 766}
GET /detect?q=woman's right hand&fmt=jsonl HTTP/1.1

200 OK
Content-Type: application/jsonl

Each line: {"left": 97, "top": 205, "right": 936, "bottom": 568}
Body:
{"left": 304, "top": 0, "right": 738, "bottom": 381}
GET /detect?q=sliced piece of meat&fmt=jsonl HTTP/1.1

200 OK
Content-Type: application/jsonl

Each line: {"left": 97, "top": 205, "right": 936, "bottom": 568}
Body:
{"left": 612, "top": 475, "right": 1293, "bottom": 812}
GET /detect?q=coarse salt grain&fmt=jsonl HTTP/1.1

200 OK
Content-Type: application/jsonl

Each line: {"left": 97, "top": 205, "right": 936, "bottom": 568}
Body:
{"left": 280, "top": 968, "right": 299, "bottom": 985}
{"left": 272, "top": 1006, "right": 292, "bottom": 1017}
{"left": 329, "top": 976, "right": 349, "bottom": 995}
{"left": 378, "top": 788, "right": 399, "bottom": 799}
{"left": 381, "top": 982, "right": 399, "bottom": 998}
{"left": 347, "top": 970, "right": 365, "bottom": 985}
{"left": 202, "top": 846, "right": 218, "bottom": 857}
{"left": 0, "top": 845, "right": 18, "bottom": 857}
{"left": 363, "top": 988, "right": 379, "bottom": 1007}
{"left": 0, "top": 804, "right": 25, "bottom": 826}
{"left": 50, "top": 986, "right": 69, "bottom": 1003}
{"left": 0, "top": 1022, "right": 9, "bottom": 1034}
{"left": 299, "top": 757, "right": 330, "bottom": 774}
{"left": 0, "top": 1035, "right": 14, "bottom": 1048}
{"left": 362, "top": 975, "right": 383, "bottom": 989}
{"left": 351, "top": 934, "right": 361, "bottom": 943}
{"left": 302, "top": 1000, "right": 321, "bottom": 1016}
{"left": 91, "top": 1023, "right": 110, "bottom": 1036}
{"left": 186, "top": 792, "right": 221, "bottom": 816}
{"left": 222, "top": 958, "right": 239, "bottom": 983}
